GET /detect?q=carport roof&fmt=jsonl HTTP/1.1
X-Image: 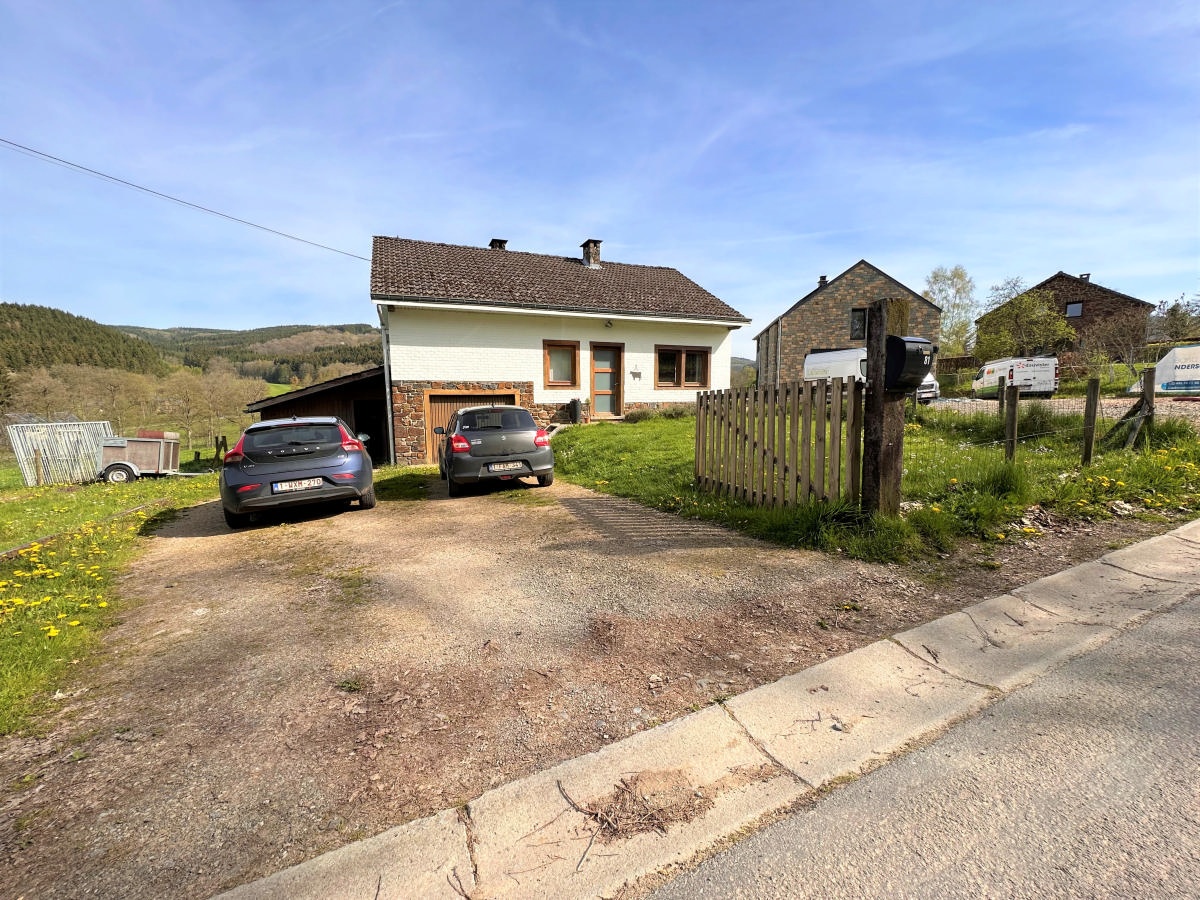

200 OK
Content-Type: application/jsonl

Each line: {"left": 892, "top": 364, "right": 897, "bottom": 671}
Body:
{"left": 370, "top": 236, "right": 749, "bottom": 324}
{"left": 245, "top": 366, "right": 384, "bottom": 414}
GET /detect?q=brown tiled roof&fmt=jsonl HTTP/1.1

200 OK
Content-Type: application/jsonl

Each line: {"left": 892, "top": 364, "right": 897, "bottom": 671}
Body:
{"left": 370, "top": 237, "right": 748, "bottom": 323}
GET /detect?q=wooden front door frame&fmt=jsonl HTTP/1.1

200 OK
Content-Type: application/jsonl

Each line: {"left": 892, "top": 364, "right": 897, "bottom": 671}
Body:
{"left": 589, "top": 342, "right": 624, "bottom": 418}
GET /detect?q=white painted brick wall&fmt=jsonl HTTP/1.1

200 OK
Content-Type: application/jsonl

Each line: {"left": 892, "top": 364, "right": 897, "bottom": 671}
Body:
{"left": 383, "top": 305, "right": 736, "bottom": 403}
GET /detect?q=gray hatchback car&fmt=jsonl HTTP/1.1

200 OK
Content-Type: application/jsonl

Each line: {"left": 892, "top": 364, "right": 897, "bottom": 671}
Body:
{"left": 219, "top": 416, "right": 376, "bottom": 528}
{"left": 435, "top": 405, "right": 554, "bottom": 497}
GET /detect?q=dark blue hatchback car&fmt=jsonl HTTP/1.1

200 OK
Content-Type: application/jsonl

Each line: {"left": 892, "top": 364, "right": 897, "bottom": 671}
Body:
{"left": 219, "top": 416, "right": 375, "bottom": 528}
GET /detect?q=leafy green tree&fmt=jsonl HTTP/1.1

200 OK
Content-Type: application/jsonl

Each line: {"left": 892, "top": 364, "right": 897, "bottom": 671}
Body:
{"left": 922, "top": 265, "right": 978, "bottom": 355}
{"left": 973, "top": 289, "right": 1076, "bottom": 360}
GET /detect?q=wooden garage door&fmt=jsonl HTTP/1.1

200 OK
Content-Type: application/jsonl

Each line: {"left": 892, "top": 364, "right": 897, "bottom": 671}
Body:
{"left": 425, "top": 392, "right": 517, "bottom": 463}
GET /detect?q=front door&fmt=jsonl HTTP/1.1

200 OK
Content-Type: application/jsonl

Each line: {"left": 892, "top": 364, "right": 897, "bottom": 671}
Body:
{"left": 590, "top": 343, "right": 623, "bottom": 418}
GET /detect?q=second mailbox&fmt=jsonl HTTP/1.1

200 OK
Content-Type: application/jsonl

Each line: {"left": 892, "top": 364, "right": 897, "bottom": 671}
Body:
{"left": 884, "top": 336, "right": 935, "bottom": 391}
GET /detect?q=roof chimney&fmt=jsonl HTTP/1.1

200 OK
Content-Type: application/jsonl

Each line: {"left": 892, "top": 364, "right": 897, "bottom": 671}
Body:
{"left": 489, "top": 238, "right": 508, "bottom": 251}
{"left": 1079, "top": 273, "right": 1090, "bottom": 282}
{"left": 818, "top": 275, "right": 827, "bottom": 288}
{"left": 581, "top": 238, "right": 602, "bottom": 268}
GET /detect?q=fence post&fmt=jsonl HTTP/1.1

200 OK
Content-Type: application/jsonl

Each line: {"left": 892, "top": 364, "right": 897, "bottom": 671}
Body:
{"left": 1004, "top": 385, "right": 1020, "bottom": 461}
{"left": 1081, "top": 378, "right": 1101, "bottom": 466}
{"left": 861, "top": 298, "right": 907, "bottom": 515}
{"left": 997, "top": 377, "right": 1007, "bottom": 415}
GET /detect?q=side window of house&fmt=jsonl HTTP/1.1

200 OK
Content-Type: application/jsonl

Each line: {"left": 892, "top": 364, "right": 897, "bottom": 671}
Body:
{"left": 543, "top": 340, "right": 580, "bottom": 388}
{"left": 655, "top": 346, "right": 711, "bottom": 388}
{"left": 1066, "top": 302, "right": 1083, "bottom": 318}
{"left": 850, "top": 309, "right": 867, "bottom": 340}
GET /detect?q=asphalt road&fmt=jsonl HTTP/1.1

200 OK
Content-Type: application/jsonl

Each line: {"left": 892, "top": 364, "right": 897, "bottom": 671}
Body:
{"left": 649, "top": 592, "right": 1200, "bottom": 900}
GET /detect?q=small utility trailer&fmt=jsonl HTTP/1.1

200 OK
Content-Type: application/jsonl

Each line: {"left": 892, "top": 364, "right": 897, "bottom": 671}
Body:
{"left": 5, "top": 422, "right": 184, "bottom": 486}
{"left": 97, "top": 430, "right": 182, "bottom": 483}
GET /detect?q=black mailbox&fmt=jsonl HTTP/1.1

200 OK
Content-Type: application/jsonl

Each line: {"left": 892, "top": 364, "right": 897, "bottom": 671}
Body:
{"left": 884, "top": 336, "right": 935, "bottom": 391}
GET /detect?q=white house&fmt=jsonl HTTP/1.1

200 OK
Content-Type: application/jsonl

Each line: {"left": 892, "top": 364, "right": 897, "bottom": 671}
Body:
{"left": 370, "top": 236, "right": 749, "bottom": 464}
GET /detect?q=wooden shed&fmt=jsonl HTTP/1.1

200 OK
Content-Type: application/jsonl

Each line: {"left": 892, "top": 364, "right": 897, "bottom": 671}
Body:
{"left": 245, "top": 366, "right": 389, "bottom": 464}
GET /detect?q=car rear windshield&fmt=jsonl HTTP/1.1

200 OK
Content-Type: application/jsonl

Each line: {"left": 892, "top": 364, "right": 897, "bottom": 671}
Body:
{"left": 244, "top": 423, "right": 341, "bottom": 450}
{"left": 459, "top": 409, "right": 536, "bottom": 431}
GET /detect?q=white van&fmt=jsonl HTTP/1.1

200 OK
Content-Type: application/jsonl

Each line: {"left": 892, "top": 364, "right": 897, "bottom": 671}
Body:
{"left": 1131, "top": 345, "right": 1200, "bottom": 394}
{"left": 803, "top": 349, "right": 867, "bottom": 383}
{"left": 971, "top": 357, "right": 1059, "bottom": 398}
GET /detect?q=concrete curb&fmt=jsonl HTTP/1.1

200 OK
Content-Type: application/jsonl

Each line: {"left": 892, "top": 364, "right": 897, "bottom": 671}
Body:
{"left": 215, "top": 521, "right": 1200, "bottom": 900}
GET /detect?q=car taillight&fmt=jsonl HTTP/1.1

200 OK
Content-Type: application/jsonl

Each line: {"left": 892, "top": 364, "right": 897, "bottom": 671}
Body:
{"left": 236, "top": 483, "right": 261, "bottom": 493}
{"left": 1008, "top": 368, "right": 1014, "bottom": 383}
{"left": 338, "top": 425, "right": 364, "bottom": 453}
{"left": 450, "top": 434, "right": 471, "bottom": 454}
{"left": 534, "top": 428, "right": 550, "bottom": 448}
{"left": 224, "top": 437, "right": 246, "bottom": 466}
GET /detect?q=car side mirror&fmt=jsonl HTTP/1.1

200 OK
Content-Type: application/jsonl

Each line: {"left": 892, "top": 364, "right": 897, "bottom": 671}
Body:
{"left": 433, "top": 427, "right": 446, "bottom": 435}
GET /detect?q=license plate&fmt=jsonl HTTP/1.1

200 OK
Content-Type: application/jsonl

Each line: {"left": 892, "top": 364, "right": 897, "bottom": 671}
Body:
{"left": 489, "top": 461, "right": 524, "bottom": 473}
{"left": 273, "top": 477, "right": 323, "bottom": 493}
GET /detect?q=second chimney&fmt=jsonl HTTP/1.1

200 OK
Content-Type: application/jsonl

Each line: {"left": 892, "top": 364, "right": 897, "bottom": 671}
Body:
{"left": 1079, "top": 272, "right": 1090, "bottom": 282}
{"left": 489, "top": 238, "right": 508, "bottom": 251}
{"left": 818, "top": 275, "right": 827, "bottom": 288}
{"left": 581, "top": 238, "right": 602, "bottom": 268}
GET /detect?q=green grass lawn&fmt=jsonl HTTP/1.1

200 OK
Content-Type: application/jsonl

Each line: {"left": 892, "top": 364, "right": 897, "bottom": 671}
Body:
{"left": 552, "top": 406, "right": 1200, "bottom": 560}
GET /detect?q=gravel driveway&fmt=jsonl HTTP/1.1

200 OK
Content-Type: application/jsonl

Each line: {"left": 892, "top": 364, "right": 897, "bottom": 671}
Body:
{"left": 0, "top": 474, "right": 1175, "bottom": 898}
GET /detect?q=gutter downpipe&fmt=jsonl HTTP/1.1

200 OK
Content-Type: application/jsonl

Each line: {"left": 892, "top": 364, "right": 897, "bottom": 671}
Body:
{"left": 377, "top": 302, "right": 397, "bottom": 465}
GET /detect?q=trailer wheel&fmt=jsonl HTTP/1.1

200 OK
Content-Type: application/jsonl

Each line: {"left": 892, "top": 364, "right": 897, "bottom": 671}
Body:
{"left": 104, "top": 464, "right": 136, "bottom": 484}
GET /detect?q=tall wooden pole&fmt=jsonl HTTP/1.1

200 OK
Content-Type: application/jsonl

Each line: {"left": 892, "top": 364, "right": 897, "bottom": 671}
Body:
{"left": 861, "top": 298, "right": 907, "bottom": 516}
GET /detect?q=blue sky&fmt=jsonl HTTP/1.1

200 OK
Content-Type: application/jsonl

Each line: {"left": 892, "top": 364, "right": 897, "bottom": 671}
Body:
{"left": 1, "top": 0, "right": 1196, "bottom": 358}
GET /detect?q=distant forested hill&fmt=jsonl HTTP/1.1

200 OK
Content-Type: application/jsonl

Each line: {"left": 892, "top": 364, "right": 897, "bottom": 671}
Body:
{"left": 0, "top": 303, "right": 168, "bottom": 375}
{"left": 119, "top": 323, "right": 380, "bottom": 381}
{"left": 0, "top": 303, "right": 381, "bottom": 386}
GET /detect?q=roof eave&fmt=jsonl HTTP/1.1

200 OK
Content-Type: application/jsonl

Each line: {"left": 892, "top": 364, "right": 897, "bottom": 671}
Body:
{"left": 371, "top": 294, "right": 749, "bottom": 327}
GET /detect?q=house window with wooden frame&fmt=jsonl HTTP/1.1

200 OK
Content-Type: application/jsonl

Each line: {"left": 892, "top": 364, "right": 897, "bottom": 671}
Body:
{"left": 850, "top": 308, "right": 867, "bottom": 340}
{"left": 543, "top": 340, "right": 580, "bottom": 388}
{"left": 655, "top": 346, "right": 710, "bottom": 389}
{"left": 1065, "top": 302, "right": 1083, "bottom": 318}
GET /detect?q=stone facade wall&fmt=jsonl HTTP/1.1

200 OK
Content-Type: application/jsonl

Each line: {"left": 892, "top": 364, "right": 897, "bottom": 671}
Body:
{"left": 1040, "top": 274, "right": 1150, "bottom": 348}
{"left": 390, "top": 380, "right": 580, "bottom": 465}
{"left": 758, "top": 265, "right": 942, "bottom": 386}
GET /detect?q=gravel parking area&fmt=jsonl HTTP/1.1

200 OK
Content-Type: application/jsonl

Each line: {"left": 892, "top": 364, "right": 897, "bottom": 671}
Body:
{"left": 0, "top": 476, "right": 1178, "bottom": 897}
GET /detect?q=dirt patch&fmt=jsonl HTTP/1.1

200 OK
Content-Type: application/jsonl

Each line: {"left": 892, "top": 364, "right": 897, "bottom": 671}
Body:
{"left": 0, "top": 478, "right": 1180, "bottom": 898}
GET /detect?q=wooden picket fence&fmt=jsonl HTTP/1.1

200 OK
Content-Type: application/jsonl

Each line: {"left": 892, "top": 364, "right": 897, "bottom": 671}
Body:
{"left": 695, "top": 380, "right": 865, "bottom": 507}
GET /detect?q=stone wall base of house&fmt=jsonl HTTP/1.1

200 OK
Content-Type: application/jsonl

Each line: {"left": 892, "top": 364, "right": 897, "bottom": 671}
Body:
{"left": 389, "top": 381, "right": 699, "bottom": 464}
{"left": 389, "top": 380, "right": 580, "bottom": 465}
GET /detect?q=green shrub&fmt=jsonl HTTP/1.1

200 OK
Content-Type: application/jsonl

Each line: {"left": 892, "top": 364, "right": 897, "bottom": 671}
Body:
{"left": 622, "top": 408, "right": 657, "bottom": 424}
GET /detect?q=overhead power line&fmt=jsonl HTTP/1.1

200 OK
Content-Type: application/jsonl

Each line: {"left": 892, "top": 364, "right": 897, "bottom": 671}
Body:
{"left": 0, "top": 137, "right": 369, "bottom": 262}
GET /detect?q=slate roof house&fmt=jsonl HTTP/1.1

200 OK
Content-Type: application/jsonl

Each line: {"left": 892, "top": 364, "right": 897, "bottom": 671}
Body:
{"left": 755, "top": 260, "right": 942, "bottom": 386}
{"left": 371, "top": 236, "right": 749, "bottom": 464}
{"left": 975, "top": 272, "right": 1152, "bottom": 352}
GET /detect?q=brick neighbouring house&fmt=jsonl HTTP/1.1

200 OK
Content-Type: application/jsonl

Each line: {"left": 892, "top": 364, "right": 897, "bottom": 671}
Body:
{"left": 754, "top": 260, "right": 942, "bottom": 386}
{"left": 975, "top": 272, "right": 1152, "bottom": 353}
{"left": 370, "top": 236, "right": 749, "bottom": 465}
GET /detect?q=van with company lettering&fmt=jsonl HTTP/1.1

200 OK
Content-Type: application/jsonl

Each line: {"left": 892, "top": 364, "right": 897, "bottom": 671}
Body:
{"left": 1131, "top": 344, "right": 1200, "bottom": 394}
{"left": 971, "top": 357, "right": 1059, "bottom": 398}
